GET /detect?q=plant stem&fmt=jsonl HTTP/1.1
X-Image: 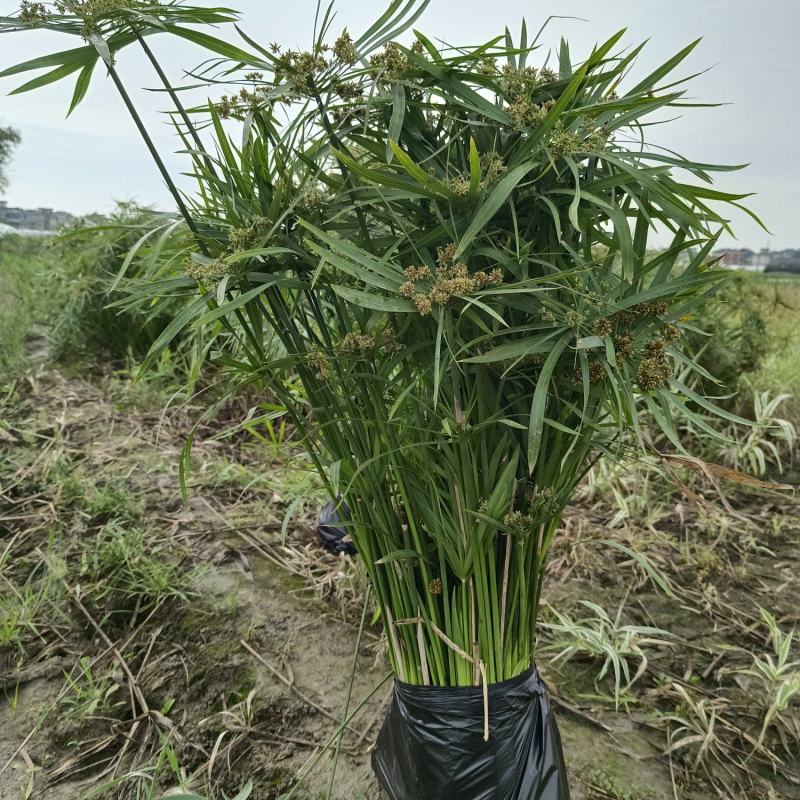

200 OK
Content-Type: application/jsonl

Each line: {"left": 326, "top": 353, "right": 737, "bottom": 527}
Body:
{"left": 104, "top": 61, "right": 202, "bottom": 243}
{"left": 134, "top": 31, "right": 219, "bottom": 180}
{"left": 325, "top": 584, "right": 371, "bottom": 800}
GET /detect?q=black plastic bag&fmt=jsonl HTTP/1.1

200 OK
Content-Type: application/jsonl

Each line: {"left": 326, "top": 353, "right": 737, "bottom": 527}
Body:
{"left": 316, "top": 499, "right": 357, "bottom": 556}
{"left": 372, "top": 666, "right": 569, "bottom": 800}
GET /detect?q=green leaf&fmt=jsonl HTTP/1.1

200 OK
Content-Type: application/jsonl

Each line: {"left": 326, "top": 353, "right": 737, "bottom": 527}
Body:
{"left": 388, "top": 140, "right": 453, "bottom": 197}
{"left": 9, "top": 62, "right": 83, "bottom": 95}
{"left": 281, "top": 497, "right": 305, "bottom": 546}
{"left": 376, "top": 549, "right": 425, "bottom": 565}
{"left": 67, "top": 58, "right": 97, "bottom": 116}
{"left": 387, "top": 83, "right": 406, "bottom": 162}
{"left": 144, "top": 294, "right": 209, "bottom": 368}
{"left": 195, "top": 281, "right": 286, "bottom": 326}
{"left": 331, "top": 285, "right": 415, "bottom": 312}
{"left": 177, "top": 426, "right": 196, "bottom": 507}
{"left": 527, "top": 334, "right": 569, "bottom": 473}
{"left": 668, "top": 378, "right": 752, "bottom": 426}
{"left": 154, "top": 794, "right": 205, "bottom": 800}
{"left": 331, "top": 147, "right": 442, "bottom": 198}
{"left": 462, "top": 329, "right": 563, "bottom": 364}
{"left": 575, "top": 335, "right": 604, "bottom": 350}
{"left": 468, "top": 137, "right": 481, "bottom": 198}
{"left": 0, "top": 44, "right": 96, "bottom": 78}
{"left": 455, "top": 163, "right": 535, "bottom": 258}
{"left": 627, "top": 38, "right": 701, "bottom": 96}
{"left": 87, "top": 32, "right": 112, "bottom": 67}
{"left": 563, "top": 155, "right": 582, "bottom": 231}
{"left": 162, "top": 25, "right": 262, "bottom": 64}
{"left": 432, "top": 307, "right": 444, "bottom": 409}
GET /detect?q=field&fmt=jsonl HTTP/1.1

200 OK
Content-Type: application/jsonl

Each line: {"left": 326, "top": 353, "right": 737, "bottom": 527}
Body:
{"left": 1, "top": 233, "right": 800, "bottom": 800}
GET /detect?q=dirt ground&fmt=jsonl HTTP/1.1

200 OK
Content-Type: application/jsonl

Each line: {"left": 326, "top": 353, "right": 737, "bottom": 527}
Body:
{"left": 2, "top": 365, "right": 799, "bottom": 799}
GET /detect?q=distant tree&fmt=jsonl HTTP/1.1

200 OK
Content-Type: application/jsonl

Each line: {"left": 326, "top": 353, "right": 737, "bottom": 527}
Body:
{"left": 0, "top": 124, "right": 21, "bottom": 193}
{"left": 765, "top": 262, "right": 800, "bottom": 275}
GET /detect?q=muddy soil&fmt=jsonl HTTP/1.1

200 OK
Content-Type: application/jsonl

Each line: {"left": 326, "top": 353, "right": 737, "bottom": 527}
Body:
{"left": 0, "top": 369, "right": 385, "bottom": 799}
{"left": 2, "top": 366, "right": 799, "bottom": 799}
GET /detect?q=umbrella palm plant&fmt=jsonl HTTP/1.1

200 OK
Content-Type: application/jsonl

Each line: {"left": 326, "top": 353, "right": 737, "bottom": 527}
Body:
{"left": 2, "top": 1, "right": 761, "bottom": 690}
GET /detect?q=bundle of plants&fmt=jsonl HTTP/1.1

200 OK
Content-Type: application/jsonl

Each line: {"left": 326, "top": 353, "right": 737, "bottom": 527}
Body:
{"left": 2, "top": 2, "right": 761, "bottom": 796}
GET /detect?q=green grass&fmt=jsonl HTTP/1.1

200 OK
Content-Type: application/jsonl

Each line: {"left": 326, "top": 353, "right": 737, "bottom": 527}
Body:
{"left": 0, "top": 205, "right": 211, "bottom": 383}
{"left": 81, "top": 522, "right": 191, "bottom": 623}
{"left": 0, "top": 234, "right": 51, "bottom": 371}
{"left": 585, "top": 768, "right": 641, "bottom": 800}
{"left": 747, "top": 273, "right": 800, "bottom": 423}
{"left": 0, "top": 534, "right": 68, "bottom": 661}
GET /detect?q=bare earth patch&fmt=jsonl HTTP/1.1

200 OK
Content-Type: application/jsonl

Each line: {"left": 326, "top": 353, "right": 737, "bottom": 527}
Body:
{"left": 2, "top": 365, "right": 799, "bottom": 799}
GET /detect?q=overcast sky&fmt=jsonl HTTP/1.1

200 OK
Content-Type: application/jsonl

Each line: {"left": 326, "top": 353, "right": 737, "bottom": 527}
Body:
{"left": 0, "top": 0, "right": 797, "bottom": 249}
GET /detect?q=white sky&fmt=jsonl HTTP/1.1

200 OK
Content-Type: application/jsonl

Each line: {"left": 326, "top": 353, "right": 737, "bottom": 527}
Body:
{"left": 0, "top": 0, "right": 797, "bottom": 250}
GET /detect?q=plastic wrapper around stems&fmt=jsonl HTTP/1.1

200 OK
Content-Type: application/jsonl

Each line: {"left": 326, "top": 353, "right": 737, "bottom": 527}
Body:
{"left": 317, "top": 499, "right": 357, "bottom": 556}
{"left": 372, "top": 666, "right": 569, "bottom": 799}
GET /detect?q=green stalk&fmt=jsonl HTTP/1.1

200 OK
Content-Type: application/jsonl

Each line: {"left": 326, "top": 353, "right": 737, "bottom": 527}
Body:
{"left": 326, "top": 583, "right": 371, "bottom": 799}
{"left": 134, "top": 30, "right": 220, "bottom": 180}
{"left": 280, "top": 672, "right": 392, "bottom": 800}
{"left": 103, "top": 61, "right": 201, "bottom": 242}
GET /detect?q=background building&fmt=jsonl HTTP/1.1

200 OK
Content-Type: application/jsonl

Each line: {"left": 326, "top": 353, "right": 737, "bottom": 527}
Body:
{"left": 0, "top": 200, "right": 73, "bottom": 231}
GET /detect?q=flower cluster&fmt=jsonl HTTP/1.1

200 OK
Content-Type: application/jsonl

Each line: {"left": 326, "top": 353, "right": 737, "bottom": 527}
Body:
{"left": 583, "top": 126, "right": 610, "bottom": 152}
{"left": 478, "top": 57, "right": 498, "bottom": 76}
{"left": 369, "top": 40, "right": 424, "bottom": 83}
{"left": 662, "top": 323, "right": 680, "bottom": 343}
{"left": 480, "top": 151, "right": 507, "bottom": 185}
{"left": 307, "top": 348, "right": 330, "bottom": 379}
{"left": 528, "top": 486, "right": 557, "bottom": 520}
{"left": 445, "top": 176, "right": 471, "bottom": 197}
{"left": 503, "top": 510, "right": 533, "bottom": 541}
{"left": 228, "top": 215, "right": 271, "bottom": 251}
{"left": 215, "top": 83, "right": 272, "bottom": 118}
{"left": 613, "top": 333, "right": 634, "bottom": 359}
{"left": 637, "top": 338, "right": 672, "bottom": 390}
{"left": 331, "top": 323, "right": 398, "bottom": 361}
{"left": 369, "top": 42, "right": 409, "bottom": 82}
{"left": 297, "top": 189, "right": 329, "bottom": 217}
{"left": 334, "top": 332, "right": 375, "bottom": 357}
{"left": 284, "top": 48, "right": 329, "bottom": 96}
{"left": 63, "top": 0, "right": 142, "bottom": 36}
{"left": 507, "top": 98, "right": 553, "bottom": 132}
{"left": 334, "top": 80, "right": 364, "bottom": 100}
{"left": 549, "top": 123, "right": 582, "bottom": 156}
{"left": 400, "top": 245, "right": 503, "bottom": 315}
{"left": 631, "top": 300, "right": 669, "bottom": 317}
{"left": 20, "top": 0, "right": 154, "bottom": 36}
{"left": 444, "top": 152, "right": 507, "bottom": 198}
{"left": 571, "top": 358, "right": 606, "bottom": 385}
{"left": 593, "top": 317, "right": 613, "bottom": 337}
{"left": 18, "top": 1, "right": 48, "bottom": 24}
{"left": 333, "top": 30, "right": 357, "bottom": 65}
{"left": 185, "top": 258, "right": 233, "bottom": 285}
{"left": 539, "top": 308, "right": 556, "bottom": 323}
{"left": 502, "top": 64, "right": 556, "bottom": 101}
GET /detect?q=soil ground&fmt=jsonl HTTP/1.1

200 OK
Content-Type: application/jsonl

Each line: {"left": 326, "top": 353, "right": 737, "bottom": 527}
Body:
{"left": 2, "top": 363, "right": 799, "bottom": 799}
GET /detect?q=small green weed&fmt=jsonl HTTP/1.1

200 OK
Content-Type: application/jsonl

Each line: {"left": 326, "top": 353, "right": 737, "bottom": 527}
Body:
{"left": 60, "top": 656, "right": 123, "bottom": 719}
{"left": 81, "top": 523, "right": 190, "bottom": 622}
{"left": 83, "top": 479, "right": 139, "bottom": 523}
{"left": 0, "top": 539, "right": 67, "bottom": 655}
{"left": 585, "top": 768, "right": 639, "bottom": 800}
{"left": 48, "top": 455, "right": 85, "bottom": 506}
